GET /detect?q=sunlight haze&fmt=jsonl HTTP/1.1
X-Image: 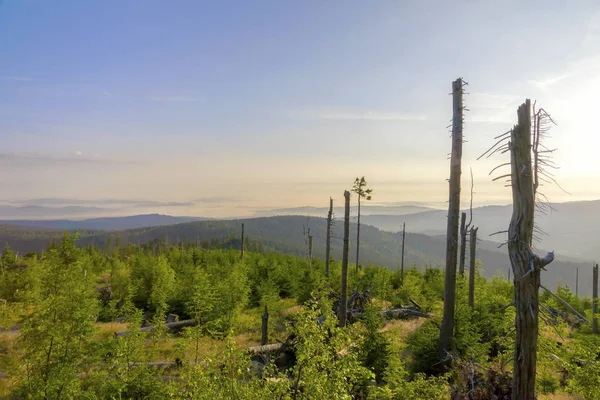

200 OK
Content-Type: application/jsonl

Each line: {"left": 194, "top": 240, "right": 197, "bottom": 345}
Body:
{"left": 1, "top": 0, "right": 599, "bottom": 218}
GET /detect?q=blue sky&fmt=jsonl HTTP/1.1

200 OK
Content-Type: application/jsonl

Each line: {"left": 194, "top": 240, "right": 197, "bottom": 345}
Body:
{"left": 1, "top": 0, "right": 599, "bottom": 218}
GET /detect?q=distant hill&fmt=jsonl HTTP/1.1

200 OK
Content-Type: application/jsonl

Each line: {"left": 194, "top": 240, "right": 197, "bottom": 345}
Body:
{"left": 254, "top": 205, "right": 436, "bottom": 218}
{"left": 361, "top": 200, "right": 600, "bottom": 261}
{"left": 0, "top": 215, "right": 589, "bottom": 295}
{"left": 0, "top": 214, "right": 206, "bottom": 231}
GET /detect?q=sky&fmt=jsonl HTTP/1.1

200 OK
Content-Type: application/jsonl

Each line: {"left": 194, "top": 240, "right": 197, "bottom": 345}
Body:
{"left": 1, "top": 0, "right": 600, "bottom": 218}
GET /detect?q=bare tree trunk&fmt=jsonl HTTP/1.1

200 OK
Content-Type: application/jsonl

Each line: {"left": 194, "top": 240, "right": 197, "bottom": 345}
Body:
{"left": 576, "top": 267, "right": 579, "bottom": 298}
{"left": 439, "top": 78, "right": 464, "bottom": 358}
{"left": 355, "top": 196, "right": 361, "bottom": 273}
{"left": 325, "top": 198, "right": 333, "bottom": 278}
{"left": 468, "top": 227, "right": 478, "bottom": 308}
{"left": 339, "top": 190, "right": 350, "bottom": 328}
{"left": 508, "top": 100, "right": 554, "bottom": 399}
{"left": 401, "top": 222, "right": 406, "bottom": 285}
{"left": 240, "top": 223, "right": 245, "bottom": 260}
{"left": 508, "top": 268, "right": 511, "bottom": 282}
{"left": 308, "top": 235, "right": 313, "bottom": 264}
{"left": 459, "top": 212, "right": 467, "bottom": 276}
{"left": 261, "top": 306, "right": 269, "bottom": 345}
{"left": 594, "top": 263, "right": 598, "bottom": 334}
{"left": 308, "top": 229, "right": 313, "bottom": 265}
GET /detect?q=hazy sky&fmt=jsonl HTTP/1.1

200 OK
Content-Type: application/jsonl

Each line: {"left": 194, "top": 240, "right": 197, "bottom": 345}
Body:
{"left": 1, "top": 0, "right": 599, "bottom": 218}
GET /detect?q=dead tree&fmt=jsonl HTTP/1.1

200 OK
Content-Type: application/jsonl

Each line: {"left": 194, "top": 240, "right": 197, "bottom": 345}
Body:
{"left": 459, "top": 213, "right": 467, "bottom": 277}
{"left": 352, "top": 177, "right": 372, "bottom": 273}
{"left": 325, "top": 197, "right": 333, "bottom": 278}
{"left": 401, "top": 222, "right": 406, "bottom": 284}
{"left": 468, "top": 227, "right": 478, "bottom": 308}
{"left": 308, "top": 230, "right": 313, "bottom": 265}
{"left": 339, "top": 190, "right": 350, "bottom": 327}
{"left": 576, "top": 267, "right": 579, "bottom": 298}
{"left": 439, "top": 78, "right": 465, "bottom": 358}
{"left": 261, "top": 306, "right": 269, "bottom": 345}
{"left": 507, "top": 100, "right": 555, "bottom": 398}
{"left": 240, "top": 223, "right": 245, "bottom": 260}
{"left": 460, "top": 168, "right": 475, "bottom": 278}
{"left": 594, "top": 263, "right": 598, "bottom": 334}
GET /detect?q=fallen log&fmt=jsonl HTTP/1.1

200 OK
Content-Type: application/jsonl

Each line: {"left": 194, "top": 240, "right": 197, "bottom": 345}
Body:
{"left": 115, "top": 319, "right": 196, "bottom": 337}
{"left": 540, "top": 285, "right": 590, "bottom": 325}
{"left": 246, "top": 343, "right": 283, "bottom": 355}
{"left": 381, "top": 308, "right": 429, "bottom": 320}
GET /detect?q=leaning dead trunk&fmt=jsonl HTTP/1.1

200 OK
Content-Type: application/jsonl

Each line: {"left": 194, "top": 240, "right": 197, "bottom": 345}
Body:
{"left": 325, "top": 197, "right": 333, "bottom": 278}
{"left": 508, "top": 100, "right": 554, "bottom": 398}
{"left": 339, "top": 190, "right": 350, "bottom": 327}
{"left": 439, "top": 78, "right": 464, "bottom": 358}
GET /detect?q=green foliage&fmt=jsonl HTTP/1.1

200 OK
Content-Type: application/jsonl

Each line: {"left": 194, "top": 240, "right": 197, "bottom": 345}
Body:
{"left": 288, "top": 294, "right": 374, "bottom": 398}
{"left": 15, "top": 234, "right": 100, "bottom": 399}
{"left": 3, "top": 233, "right": 594, "bottom": 399}
{"left": 369, "top": 354, "right": 450, "bottom": 400}
{"left": 358, "top": 302, "right": 391, "bottom": 383}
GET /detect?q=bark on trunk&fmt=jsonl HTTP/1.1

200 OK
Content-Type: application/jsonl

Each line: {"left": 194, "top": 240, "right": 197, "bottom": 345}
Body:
{"left": 240, "top": 223, "right": 245, "bottom": 260}
{"left": 261, "top": 306, "right": 269, "bottom": 345}
{"left": 308, "top": 231, "right": 313, "bottom": 265}
{"left": 593, "top": 264, "right": 598, "bottom": 334}
{"left": 355, "top": 196, "right": 361, "bottom": 273}
{"left": 439, "top": 78, "right": 464, "bottom": 358}
{"left": 401, "top": 222, "right": 406, "bottom": 285}
{"left": 325, "top": 198, "right": 333, "bottom": 278}
{"left": 468, "top": 227, "right": 478, "bottom": 308}
{"left": 508, "top": 99, "right": 554, "bottom": 399}
{"left": 339, "top": 190, "right": 350, "bottom": 327}
{"left": 459, "top": 212, "right": 467, "bottom": 276}
{"left": 576, "top": 267, "right": 579, "bottom": 298}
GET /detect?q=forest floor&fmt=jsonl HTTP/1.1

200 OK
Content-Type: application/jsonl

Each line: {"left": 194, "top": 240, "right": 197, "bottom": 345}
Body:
{"left": 0, "top": 298, "right": 582, "bottom": 399}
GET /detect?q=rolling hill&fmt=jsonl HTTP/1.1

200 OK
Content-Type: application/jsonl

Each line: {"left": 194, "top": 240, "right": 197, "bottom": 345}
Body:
{"left": 0, "top": 215, "right": 590, "bottom": 295}
{"left": 0, "top": 214, "right": 206, "bottom": 231}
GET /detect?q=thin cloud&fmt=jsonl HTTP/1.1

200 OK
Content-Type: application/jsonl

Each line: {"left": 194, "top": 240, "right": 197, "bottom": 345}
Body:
{"left": 467, "top": 93, "right": 522, "bottom": 123}
{"left": 289, "top": 109, "right": 427, "bottom": 121}
{"left": 528, "top": 74, "right": 569, "bottom": 90}
{"left": 8, "top": 198, "right": 195, "bottom": 208}
{"left": 0, "top": 152, "right": 137, "bottom": 166}
{"left": 149, "top": 96, "right": 203, "bottom": 103}
{"left": 2, "top": 76, "right": 32, "bottom": 81}
{"left": 102, "top": 91, "right": 111, "bottom": 96}
{"left": 194, "top": 196, "right": 246, "bottom": 204}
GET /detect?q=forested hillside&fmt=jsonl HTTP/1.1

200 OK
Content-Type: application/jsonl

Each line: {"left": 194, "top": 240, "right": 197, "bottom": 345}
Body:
{"left": 0, "top": 235, "right": 596, "bottom": 399}
{"left": 0, "top": 215, "right": 589, "bottom": 295}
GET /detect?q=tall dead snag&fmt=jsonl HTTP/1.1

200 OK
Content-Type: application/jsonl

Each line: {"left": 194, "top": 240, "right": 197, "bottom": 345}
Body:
{"left": 261, "top": 306, "right": 269, "bottom": 345}
{"left": 439, "top": 78, "right": 464, "bottom": 358}
{"left": 459, "top": 212, "right": 467, "bottom": 276}
{"left": 240, "top": 223, "right": 245, "bottom": 260}
{"left": 352, "top": 177, "right": 373, "bottom": 273}
{"left": 593, "top": 263, "right": 598, "bottom": 334}
{"left": 401, "top": 222, "right": 406, "bottom": 285}
{"left": 576, "top": 267, "right": 579, "bottom": 298}
{"left": 468, "top": 227, "right": 478, "bottom": 308}
{"left": 507, "top": 100, "right": 554, "bottom": 399}
{"left": 308, "top": 229, "right": 313, "bottom": 265}
{"left": 325, "top": 197, "right": 333, "bottom": 278}
{"left": 339, "top": 190, "right": 351, "bottom": 327}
